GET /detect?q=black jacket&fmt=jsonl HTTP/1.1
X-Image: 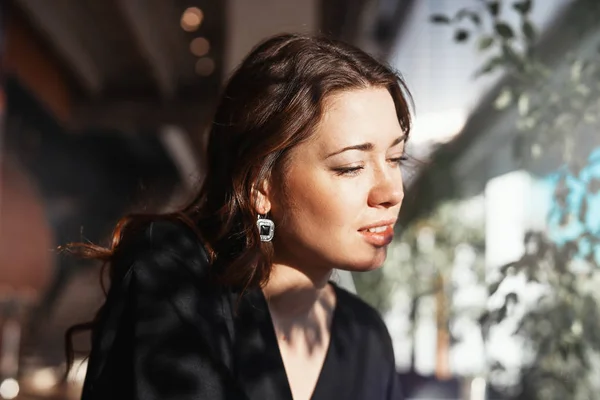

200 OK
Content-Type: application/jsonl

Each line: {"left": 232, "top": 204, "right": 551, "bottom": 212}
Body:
{"left": 81, "top": 220, "right": 403, "bottom": 399}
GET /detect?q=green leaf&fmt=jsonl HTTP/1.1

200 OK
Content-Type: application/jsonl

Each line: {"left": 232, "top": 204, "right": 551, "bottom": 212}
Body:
{"left": 495, "top": 22, "right": 515, "bottom": 39}
{"left": 495, "top": 88, "right": 513, "bottom": 109}
{"left": 522, "top": 20, "right": 536, "bottom": 42}
{"left": 531, "top": 143, "right": 542, "bottom": 158}
{"left": 589, "top": 178, "right": 600, "bottom": 194}
{"left": 513, "top": 0, "right": 532, "bottom": 15}
{"left": 500, "top": 262, "right": 517, "bottom": 274}
{"left": 518, "top": 93, "right": 530, "bottom": 115}
{"left": 576, "top": 84, "right": 590, "bottom": 96}
{"left": 487, "top": 1, "right": 501, "bottom": 17}
{"left": 454, "top": 9, "right": 482, "bottom": 26}
{"left": 474, "top": 56, "right": 503, "bottom": 77}
{"left": 517, "top": 116, "right": 537, "bottom": 131}
{"left": 430, "top": 14, "right": 451, "bottom": 24}
{"left": 454, "top": 29, "right": 470, "bottom": 42}
{"left": 497, "top": 303, "right": 508, "bottom": 321}
{"left": 571, "top": 60, "right": 583, "bottom": 82}
{"left": 488, "top": 280, "right": 502, "bottom": 296}
{"left": 579, "top": 197, "right": 588, "bottom": 223}
{"left": 478, "top": 36, "right": 495, "bottom": 51}
{"left": 455, "top": 9, "right": 470, "bottom": 21}
{"left": 470, "top": 13, "right": 482, "bottom": 27}
{"left": 506, "top": 292, "right": 519, "bottom": 304}
{"left": 583, "top": 111, "right": 597, "bottom": 123}
{"left": 502, "top": 44, "right": 522, "bottom": 67}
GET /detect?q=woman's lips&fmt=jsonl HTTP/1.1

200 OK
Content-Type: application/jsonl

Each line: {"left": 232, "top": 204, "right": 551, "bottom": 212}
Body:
{"left": 358, "top": 224, "right": 394, "bottom": 247}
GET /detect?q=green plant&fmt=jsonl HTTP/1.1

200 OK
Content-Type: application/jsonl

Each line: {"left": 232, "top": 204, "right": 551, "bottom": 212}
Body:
{"left": 431, "top": 0, "right": 600, "bottom": 159}
{"left": 431, "top": 1, "right": 600, "bottom": 398}
{"left": 383, "top": 199, "right": 487, "bottom": 372}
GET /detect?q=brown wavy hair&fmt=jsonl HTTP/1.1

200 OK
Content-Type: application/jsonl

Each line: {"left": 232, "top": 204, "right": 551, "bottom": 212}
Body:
{"left": 64, "top": 32, "right": 413, "bottom": 373}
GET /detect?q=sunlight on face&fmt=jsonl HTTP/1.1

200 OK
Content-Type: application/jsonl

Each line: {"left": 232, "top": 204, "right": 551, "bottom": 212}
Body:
{"left": 269, "top": 87, "right": 406, "bottom": 273}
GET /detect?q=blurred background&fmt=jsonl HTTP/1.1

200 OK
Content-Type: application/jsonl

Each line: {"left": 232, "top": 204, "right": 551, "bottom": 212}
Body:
{"left": 0, "top": 0, "right": 599, "bottom": 399}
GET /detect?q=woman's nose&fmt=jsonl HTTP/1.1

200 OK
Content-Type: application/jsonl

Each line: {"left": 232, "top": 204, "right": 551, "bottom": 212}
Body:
{"left": 368, "top": 168, "right": 404, "bottom": 208}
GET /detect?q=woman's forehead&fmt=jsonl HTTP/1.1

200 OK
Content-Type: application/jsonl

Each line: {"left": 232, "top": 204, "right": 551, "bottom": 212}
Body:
{"left": 313, "top": 88, "right": 402, "bottom": 147}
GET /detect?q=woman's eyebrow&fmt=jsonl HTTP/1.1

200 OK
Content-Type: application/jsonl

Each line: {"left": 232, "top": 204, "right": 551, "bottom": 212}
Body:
{"left": 325, "top": 134, "right": 406, "bottom": 159}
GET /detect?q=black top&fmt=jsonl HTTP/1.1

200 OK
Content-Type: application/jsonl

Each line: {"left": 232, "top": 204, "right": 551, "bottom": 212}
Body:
{"left": 81, "top": 219, "right": 404, "bottom": 400}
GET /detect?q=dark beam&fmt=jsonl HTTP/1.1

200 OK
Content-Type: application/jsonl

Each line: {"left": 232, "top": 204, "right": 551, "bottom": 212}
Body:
{"left": 12, "top": 0, "right": 102, "bottom": 95}
{"left": 69, "top": 99, "right": 214, "bottom": 133}
{"left": 320, "top": 0, "right": 369, "bottom": 44}
{"left": 117, "top": 0, "right": 176, "bottom": 98}
{"left": 372, "top": 0, "right": 417, "bottom": 59}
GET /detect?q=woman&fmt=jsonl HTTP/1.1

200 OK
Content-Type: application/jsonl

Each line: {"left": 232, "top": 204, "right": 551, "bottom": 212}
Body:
{"left": 70, "top": 32, "right": 412, "bottom": 400}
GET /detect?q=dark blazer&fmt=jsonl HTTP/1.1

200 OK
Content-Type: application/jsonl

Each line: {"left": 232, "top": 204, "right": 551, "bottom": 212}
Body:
{"left": 80, "top": 220, "right": 403, "bottom": 399}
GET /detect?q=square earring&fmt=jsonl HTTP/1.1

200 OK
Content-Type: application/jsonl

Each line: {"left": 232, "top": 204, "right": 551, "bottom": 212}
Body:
{"left": 256, "top": 216, "right": 275, "bottom": 242}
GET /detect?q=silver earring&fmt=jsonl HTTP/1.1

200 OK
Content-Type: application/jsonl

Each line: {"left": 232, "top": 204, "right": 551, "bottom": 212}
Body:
{"left": 257, "top": 215, "right": 275, "bottom": 242}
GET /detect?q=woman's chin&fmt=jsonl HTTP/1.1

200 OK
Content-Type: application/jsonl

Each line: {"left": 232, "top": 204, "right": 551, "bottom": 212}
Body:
{"left": 338, "top": 249, "right": 389, "bottom": 272}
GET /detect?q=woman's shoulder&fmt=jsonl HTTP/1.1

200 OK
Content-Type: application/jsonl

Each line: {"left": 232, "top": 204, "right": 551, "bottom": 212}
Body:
{"left": 112, "top": 215, "right": 211, "bottom": 286}
{"left": 83, "top": 216, "right": 229, "bottom": 398}
{"left": 116, "top": 214, "right": 206, "bottom": 254}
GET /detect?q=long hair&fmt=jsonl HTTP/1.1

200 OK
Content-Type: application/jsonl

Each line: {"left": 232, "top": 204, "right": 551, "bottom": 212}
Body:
{"left": 64, "top": 32, "right": 413, "bottom": 372}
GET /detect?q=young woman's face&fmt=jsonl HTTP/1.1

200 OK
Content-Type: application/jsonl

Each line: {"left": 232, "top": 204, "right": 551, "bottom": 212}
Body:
{"left": 267, "top": 87, "right": 406, "bottom": 272}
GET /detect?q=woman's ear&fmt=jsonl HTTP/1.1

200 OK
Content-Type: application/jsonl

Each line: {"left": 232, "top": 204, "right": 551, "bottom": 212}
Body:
{"left": 252, "top": 179, "right": 272, "bottom": 215}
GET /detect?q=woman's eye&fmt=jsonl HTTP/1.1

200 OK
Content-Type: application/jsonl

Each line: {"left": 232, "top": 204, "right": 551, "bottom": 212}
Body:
{"left": 389, "top": 155, "right": 408, "bottom": 165}
{"left": 333, "top": 156, "right": 407, "bottom": 176}
{"left": 333, "top": 166, "right": 364, "bottom": 176}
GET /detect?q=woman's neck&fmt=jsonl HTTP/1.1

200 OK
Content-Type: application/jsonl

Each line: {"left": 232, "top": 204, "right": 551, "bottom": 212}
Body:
{"left": 262, "top": 263, "right": 333, "bottom": 318}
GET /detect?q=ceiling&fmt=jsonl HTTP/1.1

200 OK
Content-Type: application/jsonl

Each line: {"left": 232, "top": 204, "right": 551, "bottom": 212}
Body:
{"left": 6, "top": 0, "right": 224, "bottom": 133}
{"left": 5, "top": 0, "right": 406, "bottom": 133}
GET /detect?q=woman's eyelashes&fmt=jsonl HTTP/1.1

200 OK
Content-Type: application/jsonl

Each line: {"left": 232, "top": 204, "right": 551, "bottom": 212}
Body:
{"left": 333, "top": 165, "right": 364, "bottom": 176}
{"left": 332, "top": 154, "right": 407, "bottom": 177}
{"left": 389, "top": 155, "right": 408, "bottom": 165}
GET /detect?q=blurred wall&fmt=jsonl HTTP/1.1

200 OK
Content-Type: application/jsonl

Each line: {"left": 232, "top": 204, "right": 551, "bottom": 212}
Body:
{"left": 0, "top": 159, "right": 53, "bottom": 298}
{"left": 4, "top": 5, "right": 71, "bottom": 123}
{"left": 224, "top": 0, "right": 318, "bottom": 74}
